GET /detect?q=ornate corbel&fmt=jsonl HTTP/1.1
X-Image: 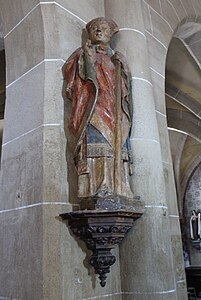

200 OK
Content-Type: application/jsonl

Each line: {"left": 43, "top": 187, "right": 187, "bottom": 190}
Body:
{"left": 60, "top": 207, "right": 144, "bottom": 287}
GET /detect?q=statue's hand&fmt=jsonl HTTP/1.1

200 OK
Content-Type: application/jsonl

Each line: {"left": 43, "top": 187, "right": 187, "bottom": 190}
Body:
{"left": 112, "top": 51, "right": 129, "bottom": 74}
{"left": 111, "top": 51, "right": 122, "bottom": 63}
{"left": 84, "top": 39, "right": 96, "bottom": 63}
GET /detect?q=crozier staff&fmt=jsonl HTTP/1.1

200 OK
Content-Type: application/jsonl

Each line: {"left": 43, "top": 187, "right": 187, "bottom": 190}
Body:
{"left": 64, "top": 17, "right": 133, "bottom": 201}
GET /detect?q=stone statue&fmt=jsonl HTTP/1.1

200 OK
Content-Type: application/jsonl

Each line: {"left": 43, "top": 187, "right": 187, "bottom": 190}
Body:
{"left": 64, "top": 17, "right": 134, "bottom": 209}
{"left": 190, "top": 210, "right": 201, "bottom": 240}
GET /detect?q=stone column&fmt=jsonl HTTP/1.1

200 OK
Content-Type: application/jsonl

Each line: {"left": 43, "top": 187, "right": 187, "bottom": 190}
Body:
{"left": 105, "top": 1, "right": 177, "bottom": 299}
{"left": 0, "top": 1, "right": 70, "bottom": 299}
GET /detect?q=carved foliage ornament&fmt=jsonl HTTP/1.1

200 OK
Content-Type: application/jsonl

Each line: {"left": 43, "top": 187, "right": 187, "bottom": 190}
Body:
{"left": 60, "top": 210, "right": 143, "bottom": 287}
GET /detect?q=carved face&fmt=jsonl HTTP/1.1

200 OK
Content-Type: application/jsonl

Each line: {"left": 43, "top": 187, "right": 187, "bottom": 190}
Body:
{"left": 88, "top": 21, "right": 112, "bottom": 45}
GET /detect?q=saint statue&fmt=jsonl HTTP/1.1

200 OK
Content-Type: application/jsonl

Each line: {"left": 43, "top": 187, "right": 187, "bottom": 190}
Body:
{"left": 190, "top": 210, "right": 201, "bottom": 240}
{"left": 64, "top": 17, "right": 134, "bottom": 209}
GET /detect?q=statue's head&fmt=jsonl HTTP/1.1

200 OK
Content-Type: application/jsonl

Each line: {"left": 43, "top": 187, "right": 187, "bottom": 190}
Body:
{"left": 86, "top": 17, "right": 119, "bottom": 45}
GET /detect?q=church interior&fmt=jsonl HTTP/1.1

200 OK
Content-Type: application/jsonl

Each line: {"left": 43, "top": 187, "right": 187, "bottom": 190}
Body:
{"left": 0, "top": 0, "right": 201, "bottom": 299}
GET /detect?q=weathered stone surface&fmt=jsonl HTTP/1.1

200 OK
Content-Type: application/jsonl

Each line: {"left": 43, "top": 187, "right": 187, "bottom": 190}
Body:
{"left": 5, "top": 2, "right": 106, "bottom": 84}
{"left": 120, "top": 208, "right": 176, "bottom": 296}
{"left": 4, "top": 59, "right": 65, "bottom": 141}
{"left": 192, "top": 0, "right": 201, "bottom": 15}
{"left": 130, "top": 139, "right": 166, "bottom": 205}
{"left": 146, "top": 32, "right": 167, "bottom": 77}
{"left": 181, "top": 0, "right": 196, "bottom": 16}
{"left": 171, "top": 234, "right": 186, "bottom": 282}
{"left": 0, "top": 206, "right": 43, "bottom": 300}
{"left": 131, "top": 79, "right": 159, "bottom": 141}
{"left": 143, "top": 0, "right": 162, "bottom": 15}
{"left": 149, "top": 7, "right": 173, "bottom": 47}
{"left": 141, "top": 1, "right": 152, "bottom": 34}
{"left": 41, "top": 3, "right": 84, "bottom": 61}
{"left": 105, "top": 0, "right": 144, "bottom": 31}
{"left": 42, "top": 0, "right": 105, "bottom": 23}
{"left": 0, "top": 128, "right": 44, "bottom": 210}
{"left": 43, "top": 60, "right": 65, "bottom": 125}
{"left": 176, "top": 280, "right": 188, "bottom": 300}
{"left": 156, "top": 112, "right": 171, "bottom": 163}
{"left": 167, "top": 0, "right": 187, "bottom": 22}
{"left": 5, "top": 4, "right": 44, "bottom": 84}
{"left": 0, "top": 125, "right": 68, "bottom": 210}
{"left": 3, "top": 0, "right": 105, "bottom": 81}
{"left": 4, "top": 65, "right": 44, "bottom": 142}
{"left": 42, "top": 125, "right": 68, "bottom": 203}
{"left": 151, "top": 69, "right": 166, "bottom": 115}
{"left": 112, "top": 31, "right": 149, "bottom": 80}
{"left": 160, "top": 0, "right": 181, "bottom": 31}
{"left": 0, "top": 0, "right": 39, "bottom": 35}
{"left": 163, "top": 162, "right": 179, "bottom": 215}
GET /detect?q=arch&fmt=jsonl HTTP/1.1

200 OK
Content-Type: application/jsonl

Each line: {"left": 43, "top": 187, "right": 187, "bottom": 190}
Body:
{"left": 165, "top": 18, "right": 201, "bottom": 272}
{"left": 181, "top": 154, "right": 201, "bottom": 207}
{"left": 175, "top": 22, "right": 201, "bottom": 67}
{"left": 144, "top": 4, "right": 201, "bottom": 212}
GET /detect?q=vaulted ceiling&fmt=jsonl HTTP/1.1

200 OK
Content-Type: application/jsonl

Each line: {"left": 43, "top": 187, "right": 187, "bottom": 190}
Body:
{"left": 166, "top": 32, "right": 201, "bottom": 215}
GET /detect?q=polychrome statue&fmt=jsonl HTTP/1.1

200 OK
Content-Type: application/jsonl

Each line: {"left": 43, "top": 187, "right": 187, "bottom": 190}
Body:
{"left": 64, "top": 17, "right": 134, "bottom": 207}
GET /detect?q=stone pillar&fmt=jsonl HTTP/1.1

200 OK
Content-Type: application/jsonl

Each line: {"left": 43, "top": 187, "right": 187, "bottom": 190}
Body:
{"left": 0, "top": 1, "right": 70, "bottom": 299}
{"left": 0, "top": 1, "right": 122, "bottom": 299}
{"left": 105, "top": 1, "right": 177, "bottom": 299}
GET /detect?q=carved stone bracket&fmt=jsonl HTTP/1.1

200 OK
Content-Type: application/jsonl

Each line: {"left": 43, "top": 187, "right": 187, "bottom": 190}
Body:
{"left": 60, "top": 210, "right": 143, "bottom": 287}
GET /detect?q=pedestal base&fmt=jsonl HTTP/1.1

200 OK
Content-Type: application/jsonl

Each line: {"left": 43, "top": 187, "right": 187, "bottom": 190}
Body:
{"left": 79, "top": 195, "right": 143, "bottom": 211}
{"left": 60, "top": 209, "right": 144, "bottom": 286}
